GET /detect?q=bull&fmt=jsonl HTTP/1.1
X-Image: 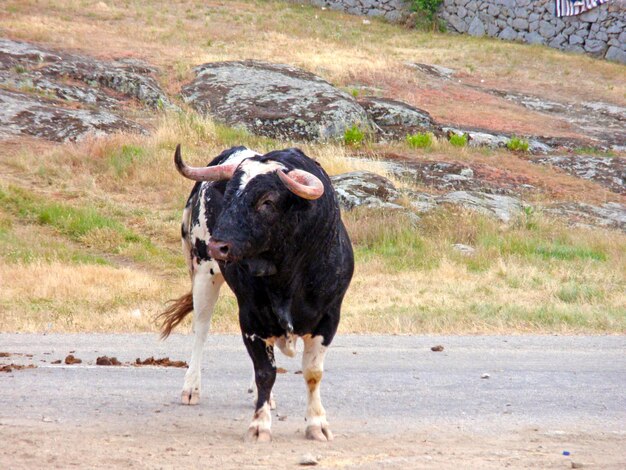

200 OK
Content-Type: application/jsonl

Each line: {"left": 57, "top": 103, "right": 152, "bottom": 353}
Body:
{"left": 158, "top": 144, "right": 354, "bottom": 442}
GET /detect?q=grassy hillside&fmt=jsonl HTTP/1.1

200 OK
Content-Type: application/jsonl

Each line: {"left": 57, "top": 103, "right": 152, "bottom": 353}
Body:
{"left": 1, "top": 0, "right": 624, "bottom": 334}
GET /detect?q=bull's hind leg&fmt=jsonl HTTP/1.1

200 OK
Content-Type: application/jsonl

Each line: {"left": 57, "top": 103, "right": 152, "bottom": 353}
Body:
{"left": 302, "top": 335, "right": 333, "bottom": 441}
{"left": 243, "top": 335, "right": 276, "bottom": 442}
{"left": 181, "top": 260, "right": 223, "bottom": 405}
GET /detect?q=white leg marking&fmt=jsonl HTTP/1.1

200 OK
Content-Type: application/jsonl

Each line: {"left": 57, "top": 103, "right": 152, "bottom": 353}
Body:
{"left": 181, "top": 261, "right": 223, "bottom": 405}
{"left": 245, "top": 401, "right": 272, "bottom": 443}
{"left": 302, "top": 335, "right": 333, "bottom": 441}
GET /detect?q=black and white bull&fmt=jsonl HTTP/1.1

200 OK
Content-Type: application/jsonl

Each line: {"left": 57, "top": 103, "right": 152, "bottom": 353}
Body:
{"left": 158, "top": 144, "right": 354, "bottom": 442}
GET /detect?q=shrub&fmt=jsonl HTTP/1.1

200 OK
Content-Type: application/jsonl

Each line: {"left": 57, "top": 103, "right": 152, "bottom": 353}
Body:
{"left": 406, "top": 132, "right": 434, "bottom": 149}
{"left": 344, "top": 124, "right": 365, "bottom": 146}
{"left": 449, "top": 133, "right": 468, "bottom": 147}
{"left": 410, "top": 0, "right": 445, "bottom": 30}
{"left": 507, "top": 136, "right": 529, "bottom": 152}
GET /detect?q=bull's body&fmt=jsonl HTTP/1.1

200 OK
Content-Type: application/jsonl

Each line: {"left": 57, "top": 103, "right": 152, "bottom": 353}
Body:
{"left": 160, "top": 146, "right": 354, "bottom": 442}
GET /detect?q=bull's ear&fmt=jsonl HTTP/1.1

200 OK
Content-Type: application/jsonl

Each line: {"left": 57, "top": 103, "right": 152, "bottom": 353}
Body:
{"left": 277, "top": 169, "right": 324, "bottom": 200}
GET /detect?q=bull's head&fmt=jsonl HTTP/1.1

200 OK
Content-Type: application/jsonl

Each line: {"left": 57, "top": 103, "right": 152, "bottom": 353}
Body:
{"left": 174, "top": 144, "right": 325, "bottom": 264}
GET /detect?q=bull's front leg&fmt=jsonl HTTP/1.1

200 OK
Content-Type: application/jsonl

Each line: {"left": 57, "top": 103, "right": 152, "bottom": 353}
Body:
{"left": 243, "top": 334, "right": 276, "bottom": 443}
{"left": 182, "top": 261, "right": 223, "bottom": 405}
{"left": 302, "top": 335, "right": 333, "bottom": 441}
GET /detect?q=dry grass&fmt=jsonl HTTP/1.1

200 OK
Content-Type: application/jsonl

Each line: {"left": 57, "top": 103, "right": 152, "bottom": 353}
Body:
{"left": 0, "top": 0, "right": 625, "bottom": 334}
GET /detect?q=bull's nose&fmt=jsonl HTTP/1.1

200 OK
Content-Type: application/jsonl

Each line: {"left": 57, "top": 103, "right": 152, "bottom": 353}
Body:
{"left": 208, "top": 238, "right": 232, "bottom": 260}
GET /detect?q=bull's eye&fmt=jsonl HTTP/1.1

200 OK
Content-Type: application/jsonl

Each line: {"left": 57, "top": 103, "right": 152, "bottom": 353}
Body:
{"left": 255, "top": 193, "right": 278, "bottom": 212}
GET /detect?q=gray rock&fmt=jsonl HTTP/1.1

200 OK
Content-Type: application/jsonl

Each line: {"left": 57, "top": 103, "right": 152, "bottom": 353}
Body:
{"left": 438, "top": 191, "right": 524, "bottom": 222}
{"left": 468, "top": 17, "right": 486, "bottom": 37}
{"left": 0, "top": 38, "right": 173, "bottom": 110}
{"left": 358, "top": 97, "right": 435, "bottom": 138}
{"left": 605, "top": 46, "right": 626, "bottom": 63}
{"left": 511, "top": 18, "right": 529, "bottom": 31}
{"left": 499, "top": 27, "right": 518, "bottom": 41}
{"left": 569, "top": 35, "right": 584, "bottom": 46}
{"left": 531, "top": 155, "right": 625, "bottom": 195}
{"left": 457, "top": 6, "right": 468, "bottom": 18}
{"left": 542, "top": 202, "right": 626, "bottom": 232}
{"left": 487, "top": 5, "right": 500, "bottom": 16}
{"left": 404, "top": 62, "right": 455, "bottom": 79}
{"left": 452, "top": 243, "right": 476, "bottom": 255}
{"left": 448, "top": 14, "right": 468, "bottom": 33}
{"left": 579, "top": 8, "right": 600, "bottom": 22}
{"left": 182, "top": 60, "right": 373, "bottom": 141}
{"left": 0, "top": 88, "right": 145, "bottom": 142}
{"left": 514, "top": 8, "right": 529, "bottom": 19}
{"left": 488, "top": 23, "right": 500, "bottom": 37}
{"left": 539, "top": 21, "right": 556, "bottom": 38}
{"left": 526, "top": 32, "right": 546, "bottom": 45}
{"left": 549, "top": 34, "right": 566, "bottom": 48}
{"left": 331, "top": 171, "right": 402, "bottom": 211}
{"left": 584, "top": 39, "right": 607, "bottom": 56}
{"left": 466, "top": 0, "right": 478, "bottom": 11}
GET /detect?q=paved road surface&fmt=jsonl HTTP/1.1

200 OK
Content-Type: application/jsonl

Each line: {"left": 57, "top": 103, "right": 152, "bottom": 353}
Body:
{"left": 1, "top": 334, "right": 624, "bottom": 468}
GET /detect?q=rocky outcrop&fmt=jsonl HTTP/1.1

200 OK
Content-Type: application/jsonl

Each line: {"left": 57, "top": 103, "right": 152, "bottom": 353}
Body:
{"left": 0, "top": 39, "right": 172, "bottom": 109}
{"left": 0, "top": 38, "right": 172, "bottom": 141}
{"left": 382, "top": 158, "right": 536, "bottom": 195}
{"left": 483, "top": 89, "right": 626, "bottom": 149}
{"left": 331, "top": 171, "right": 403, "bottom": 209}
{"left": 531, "top": 155, "right": 625, "bottom": 195}
{"left": 0, "top": 89, "right": 145, "bottom": 142}
{"left": 182, "top": 60, "right": 372, "bottom": 141}
{"left": 330, "top": 169, "right": 525, "bottom": 222}
{"left": 331, "top": 168, "right": 626, "bottom": 230}
{"left": 543, "top": 201, "right": 626, "bottom": 231}
{"left": 358, "top": 97, "right": 435, "bottom": 139}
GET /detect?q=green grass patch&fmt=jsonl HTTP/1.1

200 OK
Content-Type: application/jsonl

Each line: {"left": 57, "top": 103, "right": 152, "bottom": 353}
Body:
{"left": 406, "top": 132, "right": 434, "bottom": 149}
{"left": 449, "top": 133, "right": 468, "bottom": 147}
{"left": 107, "top": 144, "right": 146, "bottom": 177}
{"left": 506, "top": 136, "right": 529, "bottom": 152}
{"left": 344, "top": 124, "right": 366, "bottom": 147}
{"left": 0, "top": 185, "right": 180, "bottom": 269}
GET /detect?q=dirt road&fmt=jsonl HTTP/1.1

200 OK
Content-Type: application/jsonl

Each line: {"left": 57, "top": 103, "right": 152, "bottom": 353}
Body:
{"left": 1, "top": 334, "right": 624, "bottom": 469}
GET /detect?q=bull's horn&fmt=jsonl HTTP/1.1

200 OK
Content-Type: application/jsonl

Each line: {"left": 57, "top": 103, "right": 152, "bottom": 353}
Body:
{"left": 277, "top": 168, "right": 324, "bottom": 200}
{"left": 174, "top": 144, "right": 238, "bottom": 182}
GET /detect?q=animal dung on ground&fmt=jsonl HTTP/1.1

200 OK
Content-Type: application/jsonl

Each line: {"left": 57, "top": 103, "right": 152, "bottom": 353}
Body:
{"left": 135, "top": 357, "right": 188, "bottom": 368}
{"left": 64, "top": 354, "right": 82, "bottom": 365}
{"left": 96, "top": 356, "right": 121, "bottom": 366}
{"left": 0, "top": 352, "right": 11, "bottom": 357}
{"left": 51, "top": 359, "right": 62, "bottom": 364}
{"left": 276, "top": 367, "right": 288, "bottom": 374}
{"left": 0, "top": 364, "right": 37, "bottom": 372}
{"left": 431, "top": 345, "right": 445, "bottom": 352}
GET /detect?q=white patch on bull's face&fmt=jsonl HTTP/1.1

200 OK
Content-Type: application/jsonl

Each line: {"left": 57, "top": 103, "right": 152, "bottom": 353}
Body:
{"left": 237, "top": 159, "right": 286, "bottom": 192}
{"left": 223, "top": 148, "right": 260, "bottom": 167}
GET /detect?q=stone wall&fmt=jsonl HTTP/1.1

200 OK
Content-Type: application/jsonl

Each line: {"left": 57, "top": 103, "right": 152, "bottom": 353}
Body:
{"left": 440, "top": 0, "right": 626, "bottom": 62}
{"left": 305, "top": 0, "right": 411, "bottom": 22}
{"left": 300, "top": 0, "right": 626, "bottom": 63}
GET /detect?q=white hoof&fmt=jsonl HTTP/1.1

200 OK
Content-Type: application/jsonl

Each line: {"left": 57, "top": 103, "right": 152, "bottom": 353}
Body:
{"left": 305, "top": 424, "right": 333, "bottom": 442}
{"left": 181, "top": 387, "right": 200, "bottom": 405}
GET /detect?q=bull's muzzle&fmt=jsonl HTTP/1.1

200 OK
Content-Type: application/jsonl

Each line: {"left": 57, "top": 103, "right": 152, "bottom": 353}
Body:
{"left": 208, "top": 238, "right": 233, "bottom": 261}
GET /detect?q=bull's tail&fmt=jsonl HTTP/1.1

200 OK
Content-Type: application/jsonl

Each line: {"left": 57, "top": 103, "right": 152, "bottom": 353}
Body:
{"left": 156, "top": 291, "right": 194, "bottom": 339}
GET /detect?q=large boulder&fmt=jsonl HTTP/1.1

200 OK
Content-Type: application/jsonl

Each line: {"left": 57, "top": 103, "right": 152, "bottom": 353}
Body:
{"left": 0, "top": 89, "right": 145, "bottom": 142}
{"left": 438, "top": 191, "right": 524, "bottom": 222}
{"left": 0, "top": 38, "right": 172, "bottom": 110}
{"left": 358, "top": 97, "right": 436, "bottom": 139}
{"left": 181, "top": 60, "right": 373, "bottom": 141}
{"left": 0, "top": 38, "right": 172, "bottom": 141}
{"left": 331, "top": 171, "right": 402, "bottom": 210}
